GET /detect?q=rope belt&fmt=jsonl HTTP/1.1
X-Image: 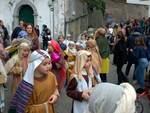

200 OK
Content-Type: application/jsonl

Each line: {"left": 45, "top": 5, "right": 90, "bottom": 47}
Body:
{"left": 32, "top": 102, "right": 49, "bottom": 113}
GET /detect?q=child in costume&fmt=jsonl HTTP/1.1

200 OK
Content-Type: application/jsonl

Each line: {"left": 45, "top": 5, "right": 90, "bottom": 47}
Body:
{"left": 48, "top": 39, "right": 66, "bottom": 90}
{"left": 8, "top": 50, "right": 59, "bottom": 113}
{"left": 66, "top": 41, "right": 77, "bottom": 84}
{"left": 5, "top": 39, "right": 31, "bottom": 94}
{"left": 86, "top": 39, "right": 102, "bottom": 85}
{"left": 0, "top": 42, "right": 7, "bottom": 113}
{"left": 67, "top": 50, "right": 93, "bottom": 113}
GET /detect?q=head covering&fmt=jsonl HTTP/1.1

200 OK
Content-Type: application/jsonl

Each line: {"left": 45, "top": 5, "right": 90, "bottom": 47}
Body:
{"left": 5, "top": 41, "right": 31, "bottom": 75}
{"left": 23, "top": 50, "right": 50, "bottom": 84}
{"left": 76, "top": 41, "right": 86, "bottom": 49}
{"left": 88, "top": 83, "right": 136, "bottom": 113}
{"left": 48, "top": 39, "right": 62, "bottom": 53}
{"left": 5, "top": 38, "right": 31, "bottom": 55}
{"left": 74, "top": 50, "right": 92, "bottom": 80}
{"left": 18, "top": 30, "right": 28, "bottom": 38}
{"left": 68, "top": 41, "right": 76, "bottom": 55}
{"left": 9, "top": 50, "right": 50, "bottom": 113}
{"left": 69, "top": 41, "right": 75, "bottom": 45}
{"left": 18, "top": 42, "right": 31, "bottom": 58}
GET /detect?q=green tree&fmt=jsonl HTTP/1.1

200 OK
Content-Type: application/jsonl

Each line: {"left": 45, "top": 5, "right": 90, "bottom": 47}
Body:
{"left": 83, "top": 0, "right": 105, "bottom": 15}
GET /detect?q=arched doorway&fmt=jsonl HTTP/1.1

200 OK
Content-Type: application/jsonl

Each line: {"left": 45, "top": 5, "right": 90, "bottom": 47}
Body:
{"left": 13, "top": 0, "right": 38, "bottom": 28}
{"left": 19, "top": 5, "right": 34, "bottom": 25}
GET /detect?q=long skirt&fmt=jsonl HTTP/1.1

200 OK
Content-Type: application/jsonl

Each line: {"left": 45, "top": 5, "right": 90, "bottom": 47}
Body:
{"left": 101, "top": 58, "right": 110, "bottom": 74}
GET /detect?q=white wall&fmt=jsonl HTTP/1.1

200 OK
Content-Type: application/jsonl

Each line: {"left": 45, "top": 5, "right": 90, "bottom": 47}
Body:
{"left": 127, "top": 0, "right": 150, "bottom": 5}
{"left": 33, "top": 0, "right": 51, "bottom": 33}
{"left": 127, "top": 0, "right": 150, "bottom": 17}
{"left": 0, "top": 0, "right": 16, "bottom": 34}
{"left": 50, "top": 0, "right": 65, "bottom": 38}
{"left": 0, "top": 0, "right": 65, "bottom": 36}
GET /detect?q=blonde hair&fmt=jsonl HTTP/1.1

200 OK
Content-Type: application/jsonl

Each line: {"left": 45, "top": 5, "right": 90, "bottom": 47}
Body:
{"left": 94, "top": 28, "right": 106, "bottom": 39}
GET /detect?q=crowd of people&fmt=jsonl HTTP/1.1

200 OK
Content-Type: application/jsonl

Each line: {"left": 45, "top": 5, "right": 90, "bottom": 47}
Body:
{"left": 107, "top": 17, "right": 150, "bottom": 94}
{"left": 1, "top": 17, "right": 150, "bottom": 113}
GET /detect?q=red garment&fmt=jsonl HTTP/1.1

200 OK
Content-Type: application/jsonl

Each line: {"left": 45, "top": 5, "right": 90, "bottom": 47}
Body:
{"left": 49, "top": 39, "right": 61, "bottom": 53}
{"left": 57, "top": 66, "right": 66, "bottom": 90}
{"left": 49, "top": 39, "right": 66, "bottom": 90}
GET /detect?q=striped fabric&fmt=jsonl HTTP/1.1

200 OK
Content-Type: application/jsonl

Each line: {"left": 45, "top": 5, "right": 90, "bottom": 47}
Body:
{"left": 8, "top": 80, "right": 33, "bottom": 113}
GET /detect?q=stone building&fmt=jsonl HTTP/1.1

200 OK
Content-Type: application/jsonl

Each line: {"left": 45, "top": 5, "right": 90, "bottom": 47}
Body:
{"left": 65, "top": 0, "right": 104, "bottom": 40}
{"left": 105, "top": 0, "right": 149, "bottom": 23}
{"left": 127, "top": 0, "right": 150, "bottom": 16}
{"left": 0, "top": 0, "right": 149, "bottom": 40}
{"left": 0, "top": 0, "right": 65, "bottom": 38}
{"left": 64, "top": 0, "right": 149, "bottom": 39}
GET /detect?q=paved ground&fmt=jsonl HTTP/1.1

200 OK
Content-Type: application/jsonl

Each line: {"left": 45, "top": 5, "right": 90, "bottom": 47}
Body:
{"left": 4, "top": 55, "right": 150, "bottom": 113}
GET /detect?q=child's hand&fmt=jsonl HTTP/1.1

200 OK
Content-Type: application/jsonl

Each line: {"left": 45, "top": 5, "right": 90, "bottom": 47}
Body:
{"left": 82, "top": 90, "right": 91, "bottom": 101}
{"left": 48, "top": 94, "right": 58, "bottom": 104}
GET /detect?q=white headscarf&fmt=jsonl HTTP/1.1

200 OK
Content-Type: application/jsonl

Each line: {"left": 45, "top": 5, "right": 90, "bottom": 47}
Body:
{"left": 74, "top": 50, "right": 93, "bottom": 80}
{"left": 88, "top": 83, "right": 136, "bottom": 113}
{"left": 9, "top": 50, "right": 51, "bottom": 113}
{"left": 23, "top": 50, "right": 50, "bottom": 85}
{"left": 18, "top": 42, "right": 31, "bottom": 58}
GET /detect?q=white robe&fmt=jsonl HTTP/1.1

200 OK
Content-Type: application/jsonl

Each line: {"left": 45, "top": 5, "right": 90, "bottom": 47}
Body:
{"left": 73, "top": 75, "right": 92, "bottom": 113}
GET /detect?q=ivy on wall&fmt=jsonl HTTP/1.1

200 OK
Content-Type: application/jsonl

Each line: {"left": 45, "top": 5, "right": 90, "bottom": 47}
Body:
{"left": 82, "top": 0, "right": 105, "bottom": 15}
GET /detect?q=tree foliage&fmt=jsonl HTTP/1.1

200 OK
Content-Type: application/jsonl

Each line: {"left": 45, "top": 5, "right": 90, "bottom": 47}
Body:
{"left": 83, "top": 0, "right": 105, "bottom": 15}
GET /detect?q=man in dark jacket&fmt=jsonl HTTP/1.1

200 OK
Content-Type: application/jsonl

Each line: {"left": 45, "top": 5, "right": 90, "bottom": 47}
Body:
{"left": 41, "top": 24, "right": 51, "bottom": 50}
{"left": 125, "top": 31, "right": 141, "bottom": 78}
{"left": 11, "top": 21, "right": 24, "bottom": 41}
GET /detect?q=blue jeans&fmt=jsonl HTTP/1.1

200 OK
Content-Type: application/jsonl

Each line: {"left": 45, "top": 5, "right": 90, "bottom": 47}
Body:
{"left": 135, "top": 58, "right": 149, "bottom": 88}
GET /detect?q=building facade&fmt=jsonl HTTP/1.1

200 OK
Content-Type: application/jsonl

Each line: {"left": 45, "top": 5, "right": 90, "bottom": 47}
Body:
{"left": 105, "top": 0, "right": 149, "bottom": 24}
{"left": 127, "top": 0, "right": 150, "bottom": 16}
{"left": 65, "top": 0, "right": 104, "bottom": 40}
{"left": 0, "top": 0, "right": 65, "bottom": 37}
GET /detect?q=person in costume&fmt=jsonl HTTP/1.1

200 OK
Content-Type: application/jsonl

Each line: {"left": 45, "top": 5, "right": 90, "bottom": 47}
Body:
{"left": 67, "top": 41, "right": 77, "bottom": 58}
{"left": 87, "top": 83, "right": 136, "bottom": 113}
{"left": 48, "top": 39, "right": 66, "bottom": 90}
{"left": 94, "top": 28, "right": 110, "bottom": 82}
{"left": 86, "top": 39, "right": 102, "bottom": 85}
{"left": 8, "top": 50, "right": 59, "bottom": 113}
{"left": 66, "top": 50, "right": 93, "bottom": 113}
{"left": 0, "top": 42, "right": 7, "bottom": 113}
{"left": 5, "top": 39, "right": 31, "bottom": 94}
{"left": 66, "top": 41, "right": 77, "bottom": 83}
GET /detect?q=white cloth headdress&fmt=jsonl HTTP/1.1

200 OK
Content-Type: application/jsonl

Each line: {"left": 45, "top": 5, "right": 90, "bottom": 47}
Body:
{"left": 23, "top": 50, "right": 50, "bottom": 85}
{"left": 88, "top": 83, "right": 136, "bottom": 113}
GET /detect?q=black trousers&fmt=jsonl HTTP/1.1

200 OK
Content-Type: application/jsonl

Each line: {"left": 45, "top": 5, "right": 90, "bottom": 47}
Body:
{"left": 125, "top": 61, "right": 133, "bottom": 76}
{"left": 100, "top": 73, "right": 107, "bottom": 82}
{"left": 125, "top": 61, "right": 137, "bottom": 80}
{"left": 117, "top": 63, "right": 128, "bottom": 84}
{"left": 43, "top": 40, "right": 48, "bottom": 50}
